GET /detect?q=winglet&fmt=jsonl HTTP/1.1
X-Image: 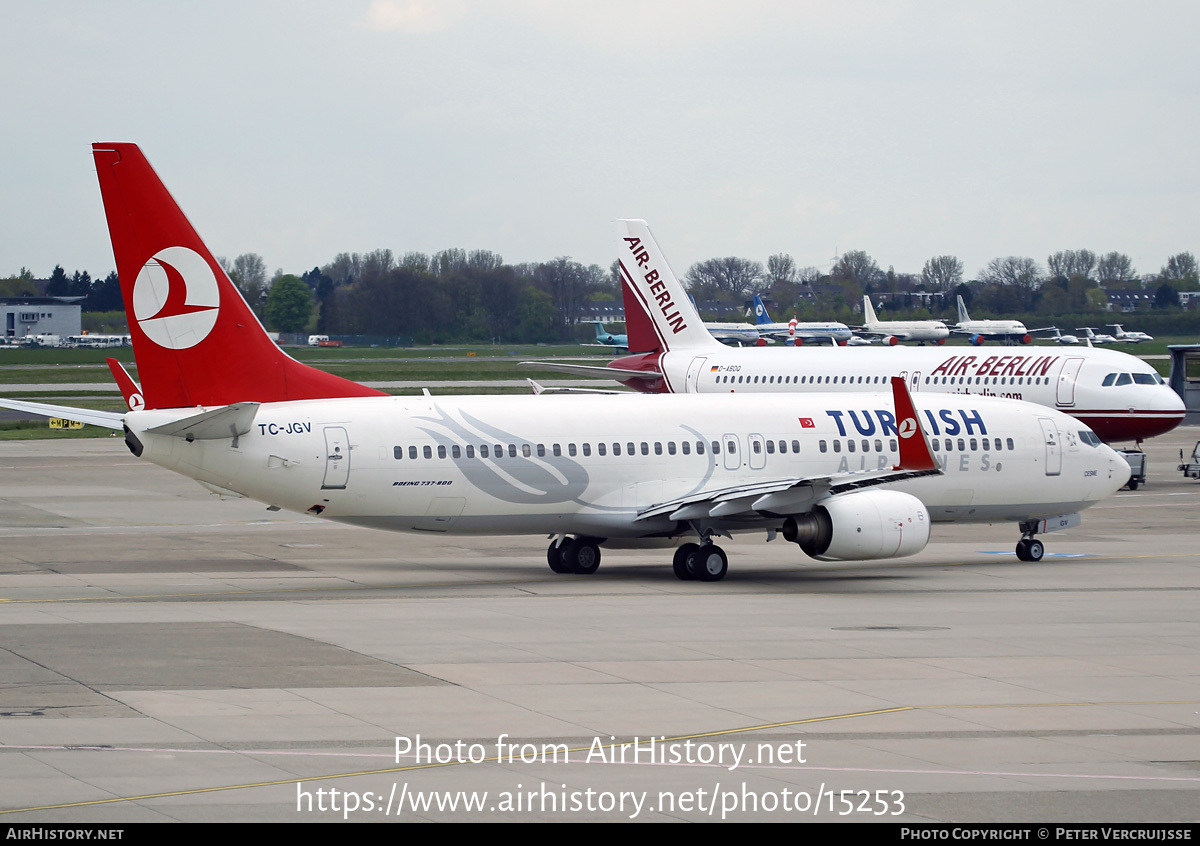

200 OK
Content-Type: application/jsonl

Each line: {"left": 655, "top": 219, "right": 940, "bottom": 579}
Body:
{"left": 106, "top": 358, "right": 145, "bottom": 411}
{"left": 890, "top": 376, "right": 938, "bottom": 472}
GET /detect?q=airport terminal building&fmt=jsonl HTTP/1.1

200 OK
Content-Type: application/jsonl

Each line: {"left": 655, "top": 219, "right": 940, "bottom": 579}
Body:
{"left": 1, "top": 297, "right": 82, "bottom": 343}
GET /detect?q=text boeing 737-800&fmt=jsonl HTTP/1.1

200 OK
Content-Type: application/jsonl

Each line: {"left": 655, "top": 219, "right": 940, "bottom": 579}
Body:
{"left": 0, "top": 146, "right": 1130, "bottom": 582}
{"left": 523, "top": 220, "right": 1183, "bottom": 445}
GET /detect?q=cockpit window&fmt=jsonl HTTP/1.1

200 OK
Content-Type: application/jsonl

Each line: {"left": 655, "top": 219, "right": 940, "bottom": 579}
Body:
{"left": 1078, "top": 430, "right": 1101, "bottom": 447}
{"left": 1105, "top": 371, "right": 1165, "bottom": 387}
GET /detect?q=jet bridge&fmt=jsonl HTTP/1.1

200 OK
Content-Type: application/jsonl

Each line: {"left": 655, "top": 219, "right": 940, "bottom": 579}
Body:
{"left": 1168, "top": 345, "right": 1200, "bottom": 425}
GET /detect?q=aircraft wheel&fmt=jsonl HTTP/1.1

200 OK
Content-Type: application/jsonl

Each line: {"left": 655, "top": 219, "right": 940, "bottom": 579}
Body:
{"left": 1025, "top": 539, "right": 1044, "bottom": 561}
{"left": 569, "top": 539, "right": 602, "bottom": 575}
{"left": 547, "top": 541, "right": 571, "bottom": 574}
{"left": 1127, "top": 479, "right": 1140, "bottom": 491}
{"left": 672, "top": 543, "right": 699, "bottom": 580}
{"left": 692, "top": 544, "right": 728, "bottom": 582}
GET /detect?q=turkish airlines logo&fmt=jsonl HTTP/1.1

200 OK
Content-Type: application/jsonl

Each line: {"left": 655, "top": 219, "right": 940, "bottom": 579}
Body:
{"left": 127, "top": 392, "right": 145, "bottom": 411}
{"left": 898, "top": 417, "right": 918, "bottom": 439}
{"left": 132, "top": 246, "right": 220, "bottom": 350}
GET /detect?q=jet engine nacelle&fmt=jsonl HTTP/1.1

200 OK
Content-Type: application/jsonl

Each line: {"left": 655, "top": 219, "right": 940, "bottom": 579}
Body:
{"left": 1020, "top": 333, "right": 1032, "bottom": 344}
{"left": 755, "top": 337, "right": 768, "bottom": 347}
{"left": 969, "top": 334, "right": 985, "bottom": 346}
{"left": 781, "top": 490, "right": 930, "bottom": 561}
{"left": 885, "top": 336, "right": 899, "bottom": 346}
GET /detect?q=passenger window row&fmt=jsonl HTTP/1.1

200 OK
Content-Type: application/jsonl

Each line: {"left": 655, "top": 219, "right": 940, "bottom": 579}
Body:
{"left": 393, "top": 438, "right": 809, "bottom": 461}
{"left": 717, "top": 374, "right": 890, "bottom": 385}
{"left": 930, "top": 437, "right": 1014, "bottom": 452}
{"left": 925, "top": 376, "right": 1048, "bottom": 386}
{"left": 819, "top": 438, "right": 900, "bottom": 454}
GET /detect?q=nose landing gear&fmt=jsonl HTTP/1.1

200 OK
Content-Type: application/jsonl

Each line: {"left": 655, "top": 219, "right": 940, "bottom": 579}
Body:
{"left": 1015, "top": 537, "right": 1044, "bottom": 561}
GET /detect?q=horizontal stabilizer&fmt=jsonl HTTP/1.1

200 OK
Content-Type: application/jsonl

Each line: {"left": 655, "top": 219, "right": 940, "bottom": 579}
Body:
{"left": 519, "top": 361, "right": 663, "bottom": 382}
{"left": 0, "top": 398, "right": 125, "bottom": 430}
{"left": 145, "top": 402, "right": 259, "bottom": 440}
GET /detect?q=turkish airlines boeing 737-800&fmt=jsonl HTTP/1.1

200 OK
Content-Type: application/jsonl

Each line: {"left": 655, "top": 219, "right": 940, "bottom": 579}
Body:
{"left": 0, "top": 146, "right": 1130, "bottom": 581}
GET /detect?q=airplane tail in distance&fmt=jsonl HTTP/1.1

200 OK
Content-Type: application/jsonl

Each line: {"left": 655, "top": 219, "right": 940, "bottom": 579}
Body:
{"left": 956, "top": 295, "right": 970, "bottom": 324}
{"left": 615, "top": 219, "right": 720, "bottom": 354}
{"left": 861, "top": 295, "right": 879, "bottom": 325}
{"left": 753, "top": 294, "right": 772, "bottom": 325}
{"left": 92, "top": 144, "right": 384, "bottom": 410}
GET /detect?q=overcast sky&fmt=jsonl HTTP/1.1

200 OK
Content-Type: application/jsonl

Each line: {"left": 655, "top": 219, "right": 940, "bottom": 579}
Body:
{"left": 2, "top": 1, "right": 1197, "bottom": 284}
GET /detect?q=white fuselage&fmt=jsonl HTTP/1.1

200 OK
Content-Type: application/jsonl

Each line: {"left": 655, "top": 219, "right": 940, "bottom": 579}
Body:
{"left": 955, "top": 319, "right": 1028, "bottom": 338}
{"left": 862, "top": 318, "right": 951, "bottom": 344}
{"left": 760, "top": 321, "right": 854, "bottom": 344}
{"left": 627, "top": 344, "right": 1183, "bottom": 443}
{"left": 125, "top": 392, "right": 1127, "bottom": 540}
{"left": 702, "top": 322, "right": 761, "bottom": 345}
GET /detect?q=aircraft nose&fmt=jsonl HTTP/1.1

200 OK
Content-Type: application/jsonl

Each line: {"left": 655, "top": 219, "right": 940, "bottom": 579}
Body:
{"left": 1104, "top": 444, "right": 1132, "bottom": 495}
{"left": 1155, "top": 386, "right": 1186, "bottom": 413}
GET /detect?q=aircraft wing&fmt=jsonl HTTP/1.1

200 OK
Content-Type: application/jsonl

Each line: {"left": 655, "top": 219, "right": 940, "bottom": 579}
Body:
{"left": 519, "top": 361, "right": 663, "bottom": 383}
{"left": 637, "top": 375, "right": 941, "bottom": 522}
{"left": 0, "top": 398, "right": 125, "bottom": 430}
{"left": 636, "top": 465, "right": 942, "bottom": 522}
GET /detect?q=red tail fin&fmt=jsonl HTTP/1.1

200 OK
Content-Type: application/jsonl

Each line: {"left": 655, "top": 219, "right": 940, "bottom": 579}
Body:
{"left": 92, "top": 143, "right": 384, "bottom": 409}
{"left": 890, "top": 376, "right": 938, "bottom": 472}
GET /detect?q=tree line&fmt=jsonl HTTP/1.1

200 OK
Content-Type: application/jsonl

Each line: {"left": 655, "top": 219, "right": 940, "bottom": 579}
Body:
{"left": 4, "top": 245, "right": 1197, "bottom": 344}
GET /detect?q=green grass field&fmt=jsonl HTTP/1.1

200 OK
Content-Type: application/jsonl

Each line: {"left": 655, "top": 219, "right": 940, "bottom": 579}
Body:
{"left": 0, "top": 344, "right": 618, "bottom": 438}
{"left": 0, "top": 336, "right": 1193, "bottom": 438}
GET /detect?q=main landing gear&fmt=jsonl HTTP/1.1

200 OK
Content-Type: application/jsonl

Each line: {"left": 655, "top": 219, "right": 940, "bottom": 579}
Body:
{"left": 671, "top": 541, "right": 729, "bottom": 582}
{"left": 544, "top": 534, "right": 731, "bottom": 582}
{"left": 546, "top": 536, "right": 602, "bottom": 575}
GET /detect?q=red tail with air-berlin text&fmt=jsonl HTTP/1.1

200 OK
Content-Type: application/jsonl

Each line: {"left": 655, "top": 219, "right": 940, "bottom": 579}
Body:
{"left": 92, "top": 143, "right": 385, "bottom": 410}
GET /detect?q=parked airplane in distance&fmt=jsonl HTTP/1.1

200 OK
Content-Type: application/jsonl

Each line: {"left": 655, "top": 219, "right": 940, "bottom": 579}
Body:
{"left": 587, "top": 322, "right": 628, "bottom": 350}
{"left": 1042, "top": 327, "right": 1080, "bottom": 345}
{"left": 524, "top": 220, "right": 1184, "bottom": 444}
{"left": 952, "top": 295, "right": 1043, "bottom": 345}
{"left": 752, "top": 295, "right": 853, "bottom": 345}
{"left": 1077, "top": 327, "right": 1117, "bottom": 345}
{"left": 1107, "top": 324, "right": 1153, "bottom": 344}
{"left": 0, "top": 146, "right": 1131, "bottom": 578}
{"left": 857, "top": 295, "right": 950, "bottom": 345}
{"left": 685, "top": 295, "right": 762, "bottom": 346}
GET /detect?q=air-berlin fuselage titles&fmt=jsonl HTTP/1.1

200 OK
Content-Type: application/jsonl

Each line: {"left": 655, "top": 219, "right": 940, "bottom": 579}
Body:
{"left": 537, "top": 220, "right": 1183, "bottom": 445}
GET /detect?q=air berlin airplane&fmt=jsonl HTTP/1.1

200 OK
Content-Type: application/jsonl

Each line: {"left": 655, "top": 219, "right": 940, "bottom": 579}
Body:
{"left": 527, "top": 220, "right": 1183, "bottom": 445}
{"left": 0, "top": 147, "right": 1131, "bottom": 582}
